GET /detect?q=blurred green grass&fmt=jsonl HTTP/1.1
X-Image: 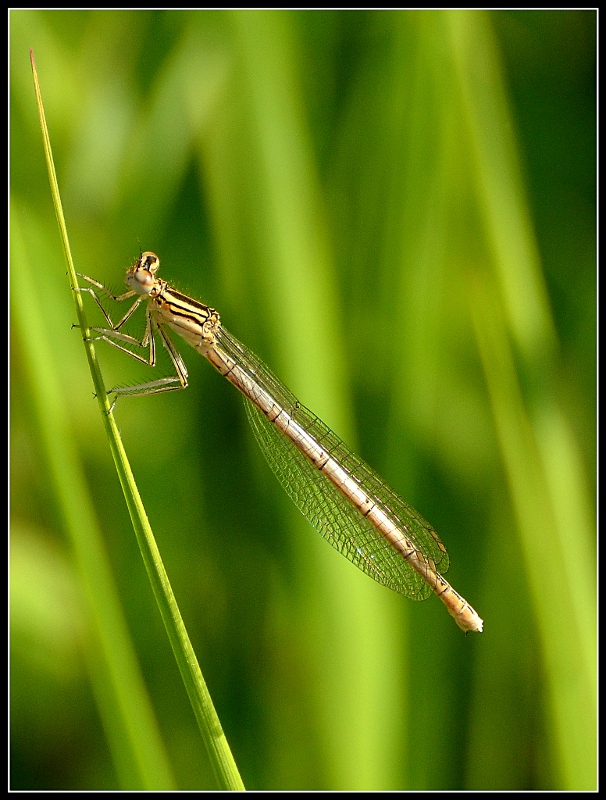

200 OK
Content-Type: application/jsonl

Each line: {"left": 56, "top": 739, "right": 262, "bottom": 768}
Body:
{"left": 10, "top": 9, "right": 595, "bottom": 790}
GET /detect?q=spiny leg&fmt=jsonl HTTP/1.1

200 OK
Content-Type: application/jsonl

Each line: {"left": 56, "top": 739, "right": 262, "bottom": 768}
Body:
{"left": 103, "top": 313, "right": 189, "bottom": 399}
{"left": 76, "top": 275, "right": 189, "bottom": 401}
{"left": 81, "top": 300, "right": 156, "bottom": 368}
{"left": 74, "top": 273, "right": 142, "bottom": 331}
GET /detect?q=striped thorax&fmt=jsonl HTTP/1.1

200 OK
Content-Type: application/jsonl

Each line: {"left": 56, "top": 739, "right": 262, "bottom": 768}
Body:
{"left": 128, "top": 252, "right": 221, "bottom": 354}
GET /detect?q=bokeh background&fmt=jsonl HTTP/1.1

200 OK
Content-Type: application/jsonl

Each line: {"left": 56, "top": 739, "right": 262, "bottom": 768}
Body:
{"left": 10, "top": 9, "right": 596, "bottom": 791}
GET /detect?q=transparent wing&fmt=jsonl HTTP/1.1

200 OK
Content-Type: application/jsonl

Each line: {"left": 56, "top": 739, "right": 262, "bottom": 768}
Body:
{"left": 221, "top": 327, "right": 450, "bottom": 601}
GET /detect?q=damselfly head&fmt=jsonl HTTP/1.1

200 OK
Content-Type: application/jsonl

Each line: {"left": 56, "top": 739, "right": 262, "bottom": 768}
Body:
{"left": 126, "top": 251, "right": 160, "bottom": 295}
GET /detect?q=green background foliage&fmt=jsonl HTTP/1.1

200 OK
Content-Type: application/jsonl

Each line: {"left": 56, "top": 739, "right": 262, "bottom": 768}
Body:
{"left": 10, "top": 9, "right": 595, "bottom": 790}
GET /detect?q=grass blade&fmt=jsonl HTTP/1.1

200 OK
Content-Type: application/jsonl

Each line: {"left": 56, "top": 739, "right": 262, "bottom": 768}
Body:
{"left": 29, "top": 48, "right": 245, "bottom": 792}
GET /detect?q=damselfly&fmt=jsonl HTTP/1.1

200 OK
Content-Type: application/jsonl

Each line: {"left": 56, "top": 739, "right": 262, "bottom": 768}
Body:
{"left": 77, "top": 252, "right": 483, "bottom": 633}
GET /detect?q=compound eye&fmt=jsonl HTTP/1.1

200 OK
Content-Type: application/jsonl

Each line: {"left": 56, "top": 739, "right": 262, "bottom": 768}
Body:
{"left": 141, "top": 252, "right": 160, "bottom": 274}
